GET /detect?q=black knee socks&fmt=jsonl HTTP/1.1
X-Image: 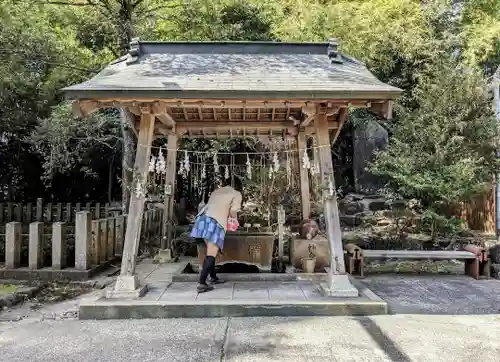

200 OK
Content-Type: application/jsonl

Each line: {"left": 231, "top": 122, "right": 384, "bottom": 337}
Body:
{"left": 210, "top": 262, "right": 217, "bottom": 280}
{"left": 199, "top": 255, "right": 215, "bottom": 285}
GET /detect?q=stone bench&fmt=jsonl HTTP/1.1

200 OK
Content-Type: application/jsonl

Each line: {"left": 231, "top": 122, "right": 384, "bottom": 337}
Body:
{"left": 344, "top": 245, "right": 490, "bottom": 279}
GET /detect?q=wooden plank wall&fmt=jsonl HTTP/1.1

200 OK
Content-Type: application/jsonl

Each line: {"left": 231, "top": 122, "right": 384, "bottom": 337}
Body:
{"left": 0, "top": 200, "right": 121, "bottom": 224}
{"left": 459, "top": 187, "right": 495, "bottom": 233}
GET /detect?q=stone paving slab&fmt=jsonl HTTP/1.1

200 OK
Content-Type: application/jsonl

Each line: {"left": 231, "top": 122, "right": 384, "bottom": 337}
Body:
{"left": 79, "top": 279, "right": 387, "bottom": 319}
{"left": 360, "top": 275, "right": 500, "bottom": 314}
{"left": 0, "top": 318, "right": 226, "bottom": 362}
{"left": 224, "top": 315, "right": 500, "bottom": 362}
{"left": 2, "top": 315, "right": 500, "bottom": 362}
{"left": 224, "top": 316, "right": 391, "bottom": 362}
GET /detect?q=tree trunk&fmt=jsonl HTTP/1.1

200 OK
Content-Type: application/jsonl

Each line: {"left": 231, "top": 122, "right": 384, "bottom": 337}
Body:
{"left": 120, "top": 109, "right": 137, "bottom": 213}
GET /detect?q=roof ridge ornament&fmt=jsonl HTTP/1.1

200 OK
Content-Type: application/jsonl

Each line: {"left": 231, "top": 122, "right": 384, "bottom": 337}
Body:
{"left": 327, "top": 38, "right": 343, "bottom": 64}
{"left": 126, "top": 38, "right": 141, "bottom": 65}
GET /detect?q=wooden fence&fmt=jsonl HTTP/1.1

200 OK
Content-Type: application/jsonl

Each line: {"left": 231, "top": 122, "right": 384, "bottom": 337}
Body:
{"left": 459, "top": 187, "right": 495, "bottom": 234}
{"left": 0, "top": 199, "right": 121, "bottom": 224}
{"left": 1, "top": 208, "right": 163, "bottom": 279}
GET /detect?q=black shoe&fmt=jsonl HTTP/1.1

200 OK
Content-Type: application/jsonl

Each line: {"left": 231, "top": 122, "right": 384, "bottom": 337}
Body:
{"left": 209, "top": 277, "right": 225, "bottom": 285}
{"left": 197, "top": 283, "right": 214, "bottom": 293}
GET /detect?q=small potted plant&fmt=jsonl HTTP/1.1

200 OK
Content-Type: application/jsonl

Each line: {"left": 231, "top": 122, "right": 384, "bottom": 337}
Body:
{"left": 301, "top": 243, "right": 317, "bottom": 273}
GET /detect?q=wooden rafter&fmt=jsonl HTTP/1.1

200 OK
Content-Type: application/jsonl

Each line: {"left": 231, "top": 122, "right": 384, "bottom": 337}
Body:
{"left": 72, "top": 100, "right": 99, "bottom": 118}
{"left": 331, "top": 107, "right": 348, "bottom": 145}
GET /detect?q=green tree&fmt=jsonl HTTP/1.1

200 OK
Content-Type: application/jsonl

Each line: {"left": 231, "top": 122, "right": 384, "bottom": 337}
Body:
{"left": 0, "top": 0, "right": 102, "bottom": 200}
{"left": 369, "top": 58, "right": 498, "bottom": 206}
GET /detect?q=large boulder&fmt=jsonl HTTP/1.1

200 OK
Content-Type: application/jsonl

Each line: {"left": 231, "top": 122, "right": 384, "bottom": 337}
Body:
{"left": 353, "top": 119, "right": 389, "bottom": 193}
{"left": 338, "top": 200, "right": 364, "bottom": 215}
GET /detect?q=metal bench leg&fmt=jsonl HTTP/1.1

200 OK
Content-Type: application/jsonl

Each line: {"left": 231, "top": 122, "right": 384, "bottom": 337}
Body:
{"left": 465, "top": 259, "right": 479, "bottom": 279}
{"left": 481, "top": 259, "right": 491, "bottom": 278}
{"left": 359, "top": 256, "right": 365, "bottom": 277}
{"left": 344, "top": 254, "right": 351, "bottom": 274}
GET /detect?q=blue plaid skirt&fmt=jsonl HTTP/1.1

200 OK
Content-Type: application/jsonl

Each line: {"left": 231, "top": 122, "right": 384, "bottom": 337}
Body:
{"left": 190, "top": 214, "right": 226, "bottom": 250}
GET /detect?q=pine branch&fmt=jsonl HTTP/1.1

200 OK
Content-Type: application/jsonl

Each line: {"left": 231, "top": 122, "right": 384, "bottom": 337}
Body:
{"left": 44, "top": 1, "right": 95, "bottom": 6}
{"left": 135, "top": 3, "right": 181, "bottom": 18}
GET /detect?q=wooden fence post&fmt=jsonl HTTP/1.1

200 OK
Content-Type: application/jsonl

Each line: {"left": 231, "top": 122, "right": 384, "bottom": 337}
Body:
{"left": 36, "top": 198, "right": 43, "bottom": 221}
{"left": 6, "top": 203, "right": 13, "bottom": 222}
{"left": 107, "top": 218, "right": 116, "bottom": 260}
{"left": 26, "top": 203, "right": 33, "bottom": 223}
{"left": 65, "top": 203, "right": 72, "bottom": 222}
{"left": 6, "top": 222, "right": 22, "bottom": 269}
{"left": 95, "top": 203, "right": 101, "bottom": 220}
{"left": 52, "top": 222, "right": 66, "bottom": 269}
{"left": 115, "top": 215, "right": 125, "bottom": 256}
{"left": 99, "top": 219, "right": 108, "bottom": 262}
{"left": 75, "top": 211, "right": 92, "bottom": 270}
{"left": 29, "top": 222, "right": 43, "bottom": 269}
{"left": 14, "top": 204, "right": 22, "bottom": 222}
{"left": 46, "top": 202, "right": 52, "bottom": 222}
{"left": 91, "top": 220, "right": 101, "bottom": 266}
{"left": 55, "top": 203, "right": 62, "bottom": 222}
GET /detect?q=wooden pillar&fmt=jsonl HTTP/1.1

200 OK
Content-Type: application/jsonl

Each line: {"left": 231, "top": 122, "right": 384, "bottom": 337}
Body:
{"left": 29, "top": 222, "right": 43, "bottom": 269}
{"left": 5, "top": 222, "right": 22, "bottom": 269}
{"left": 315, "top": 109, "right": 358, "bottom": 297}
{"left": 75, "top": 211, "right": 92, "bottom": 270}
{"left": 315, "top": 111, "right": 345, "bottom": 272}
{"left": 52, "top": 222, "right": 67, "bottom": 269}
{"left": 297, "top": 129, "right": 311, "bottom": 220}
{"left": 162, "top": 133, "right": 178, "bottom": 250}
{"left": 277, "top": 205, "right": 285, "bottom": 269}
{"left": 110, "top": 110, "right": 155, "bottom": 298}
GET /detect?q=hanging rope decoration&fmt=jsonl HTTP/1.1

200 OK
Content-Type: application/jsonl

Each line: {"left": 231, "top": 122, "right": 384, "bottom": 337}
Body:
{"left": 310, "top": 139, "right": 320, "bottom": 175}
{"left": 178, "top": 150, "right": 190, "bottom": 179}
{"left": 302, "top": 150, "right": 311, "bottom": 170}
{"left": 272, "top": 151, "right": 280, "bottom": 172}
{"left": 286, "top": 151, "right": 292, "bottom": 185}
{"left": 213, "top": 151, "right": 221, "bottom": 186}
{"left": 156, "top": 148, "right": 166, "bottom": 174}
{"left": 201, "top": 161, "right": 207, "bottom": 201}
{"left": 328, "top": 178, "right": 335, "bottom": 196}
{"left": 148, "top": 155, "right": 156, "bottom": 173}
{"left": 246, "top": 153, "right": 252, "bottom": 180}
{"left": 134, "top": 177, "right": 145, "bottom": 198}
{"left": 137, "top": 142, "right": 331, "bottom": 200}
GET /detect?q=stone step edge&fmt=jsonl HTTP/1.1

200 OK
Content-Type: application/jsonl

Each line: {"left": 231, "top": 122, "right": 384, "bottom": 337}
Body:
{"left": 79, "top": 298, "right": 388, "bottom": 319}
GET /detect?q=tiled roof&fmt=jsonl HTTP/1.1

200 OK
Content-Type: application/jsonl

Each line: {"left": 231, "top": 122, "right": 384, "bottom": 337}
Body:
{"left": 63, "top": 40, "right": 402, "bottom": 100}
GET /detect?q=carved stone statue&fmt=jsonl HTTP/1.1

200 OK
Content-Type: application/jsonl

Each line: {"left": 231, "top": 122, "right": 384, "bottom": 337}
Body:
{"left": 299, "top": 219, "right": 319, "bottom": 240}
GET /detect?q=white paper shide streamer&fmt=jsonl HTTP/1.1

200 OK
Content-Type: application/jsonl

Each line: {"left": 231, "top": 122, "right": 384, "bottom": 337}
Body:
{"left": 178, "top": 151, "right": 190, "bottom": 179}
{"left": 155, "top": 149, "right": 166, "bottom": 174}
{"left": 246, "top": 154, "right": 252, "bottom": 180}
{"left": 302, "top": 150, "right": 311, "bottom": 170}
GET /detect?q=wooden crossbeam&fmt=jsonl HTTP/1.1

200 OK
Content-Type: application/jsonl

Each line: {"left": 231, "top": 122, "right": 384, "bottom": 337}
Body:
{"left": 370, "top": 101, "right": 393, "bottom": 119}
{"left": 72, "top": 100, "right": 99, "bottom": 118}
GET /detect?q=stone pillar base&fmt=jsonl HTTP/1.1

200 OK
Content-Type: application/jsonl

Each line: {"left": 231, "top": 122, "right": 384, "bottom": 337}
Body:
{"left": 152, "top": 249, "right": 174, "bottom": 264}
{"left": 106, "top": 275, "right": 148, "bottom": 299}
{"left": 319, "top": 274, "right": 359, "bottom": 298}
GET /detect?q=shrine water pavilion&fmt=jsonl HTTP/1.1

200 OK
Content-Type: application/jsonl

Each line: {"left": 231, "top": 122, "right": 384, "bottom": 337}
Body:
{"left": 64, "top": 39, "right": 402, "bottom": 318}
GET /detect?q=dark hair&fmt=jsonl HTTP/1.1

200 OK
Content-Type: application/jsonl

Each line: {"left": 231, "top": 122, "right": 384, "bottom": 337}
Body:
{"left": 232, "top": 177, "right": 243, "bottom": 192}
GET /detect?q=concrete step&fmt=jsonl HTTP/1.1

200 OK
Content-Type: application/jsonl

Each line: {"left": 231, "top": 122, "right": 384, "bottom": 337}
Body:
{"left": 79, "top": 279, "right": 387, "bottom": 319}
